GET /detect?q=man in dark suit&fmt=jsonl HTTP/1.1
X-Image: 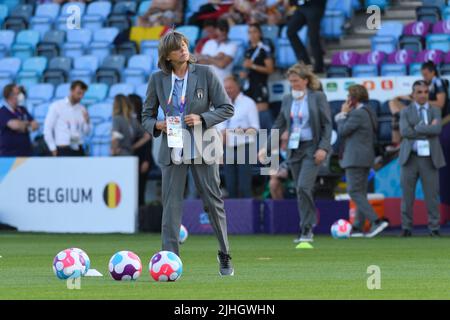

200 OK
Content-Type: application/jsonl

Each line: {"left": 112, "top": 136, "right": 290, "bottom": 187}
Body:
{"left": 335, "top": 85, "right": 389, "bottom": 238}
{"left": 399, "top": 80, "right": 446, "bottom": 237}
{"left": 287, "top": 0, "right": 327, "bottom": 73}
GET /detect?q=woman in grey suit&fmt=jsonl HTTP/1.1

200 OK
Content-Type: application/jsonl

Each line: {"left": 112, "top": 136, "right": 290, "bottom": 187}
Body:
{"left": 142, "top": 31, "right": 235, "bottom": 276}
{"left": 261, "top": 63, "right": 332, "bottom": 243}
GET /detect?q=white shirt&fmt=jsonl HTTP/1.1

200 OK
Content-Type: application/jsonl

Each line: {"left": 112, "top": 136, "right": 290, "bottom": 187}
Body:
{"left": 44, "top": 97, "right": 91, "bottom": 152}
{"left": 217, "top": 93, "right": 260, "bottom": 147}
{"left": 201, "top": 39, "right": 238, "bottom": 81}
{"left": 413, "top": 102, "right": 430, "bottom": 152}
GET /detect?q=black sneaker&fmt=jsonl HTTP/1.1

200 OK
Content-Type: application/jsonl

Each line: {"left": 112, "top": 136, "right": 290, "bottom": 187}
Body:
{"left": 217, "top": 251, "right": 234, "bottom": 276}
{"left": 299, "top": 228, "right": 314, "bottom": 243}
{"left": 400, "top": 229, "right": 412, "bottom": 237}
{"left": 351, "top": 226, "right": 364, "bottom": 238}
{"left": 365, "top": 220, "right": 389, "bottom": 238}
{"left": 430, "top": 230, "right": 441, "bottom": 237}
{"left": 293, "top": 232, "right": 303, "bottom": 244}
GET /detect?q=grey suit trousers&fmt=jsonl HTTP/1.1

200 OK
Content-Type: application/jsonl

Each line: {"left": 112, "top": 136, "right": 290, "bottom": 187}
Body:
{"left": 401, "top": 154, "right": 441, "bottom": 231}
{"left": 346, "top": 167, "right": 378, "bottom": 229}
{"left": 289, "top": 141, "right": 320, "bottom": 232}
{"left": 161, "top": 162, "right": 230, "bottom": 256}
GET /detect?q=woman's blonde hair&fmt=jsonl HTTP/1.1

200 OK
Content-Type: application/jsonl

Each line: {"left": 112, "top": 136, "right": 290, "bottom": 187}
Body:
{"left": 113, "top": 94, "right": 133, "bottom": 121}
{"left": 158, "top": 30, "right": 196, "bottom": 74}
{"left": 286, "top": 63, "right": 322, "bottom": 91}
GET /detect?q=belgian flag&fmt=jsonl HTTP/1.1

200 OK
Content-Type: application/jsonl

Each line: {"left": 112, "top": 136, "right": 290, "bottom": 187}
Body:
{"left": 103, "top": 183, "right": 121, "bottom": 208}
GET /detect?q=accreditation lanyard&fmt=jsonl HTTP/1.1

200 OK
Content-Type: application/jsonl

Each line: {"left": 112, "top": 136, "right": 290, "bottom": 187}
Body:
{"left": 290, "top": 99, "right": 304, "bottom": 131}
{"left": 249, "top": 42, "right": 263, "bottom": 62}
{"left": 167, "top": 71, "right": 189, "bottom": 115}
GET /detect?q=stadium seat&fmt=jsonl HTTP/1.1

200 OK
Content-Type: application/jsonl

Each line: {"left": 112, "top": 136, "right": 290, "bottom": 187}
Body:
{"left": 408, "top": 62, "right": 423, "bottom": 76}
{"left": 88, "top": 103, "right": 113, "bottom": 125}
{"left": 1, "top": 0, "right": 18, "bottom": 12}
{"left": 367, "top": 100, "right": 381, "bottom": 114}
{"left": 32, "top": 102, "right": 50, "bottom": 123}
{"left": 3, "top": 16, "right": 27, "bottom": 33}
{"left": 331, "top": 51, "right": 360, "bottom": 67}
{"left": 416, "top": 6, "right": 441, "bottom": 24}
{"left": 89, "top": 27, "right": 120, "bottom": 64}
{"left": 30, "top": 3, "right": 60, "bottom": 38}
{"left": 377, "top": 21, "right": 404, "bottom": 39}
{"left": 423, "top": 0, "right": 446, "bottom": 9}
{"left": 439, "top": 63, "right": 450, "bottom": 75}
{"left": 140, "top": 40, "right": 159, "bottom": 71}
{"left": 11, "top": 30, "right": 40, "bottom": 61}
{"left": 55, "top": 83, "right": 70, "bottom": 99}
{"left": 10, "top": 4, "right": 34, "bottom": 21}
{"left": 106, "top": 14, "right": 131, "bottom": 32}
{"left": 228, "top": 24, "right": 249, "bottom": 45}
{"left": 0, "top": 30, "right": 15, "bottom": 58}
{"left": 426, "top": 34, "right": 450, "bottom": 51}
{"left": 371, "top": 36, "right": 397, "bottom": 54}
{"left": 27, "top": 84, "right": 54, "bottom": 107}
{"left": 95, "top": 55, "right": 126, "bottom": 86}
{"left": 89, "top": 121, "right": 112, "bottom": 157}
{"left": 44, "top": 56, "right": 72, "bottom": 85}
{"left": 17, "top": 57, "right": 48, "bottom": 86}
{"left": 377, "top": 119, "right": 392, "bottom": 145}
{"left": 326, "top": 65, "right": 351, "bottom": 78}
{"left": 136, "top": 83, "right": 147, "bottom": 100}
{"left": 175, "top": 25, "right": 200, "bottom": 50}
{"left": 108, "top": 83, "right": 135, "bottom": 102}
{"left": 276, "top": 26, "right": 308, "bottom": 69}
{"left": 123, "top": 54, "right": 152, "bottom": 86}
{"left": 358, "top": 51, "right": 386, "bottom": 65}
{"left": 365, "top": 0, "right": 389, "bottom": 10}
{"left": 443, "top": 6, "right": 450, "bottom": 20}
{"left": 114, "top": 41, "right": 138, "bottom": 61}
{"left": 81, "top": 83, "right": 109, "bottom": 106}
{"left": 113, "top": 1, "right": 137, "bottom": 15}
{"left": 352, "top": 64, "right": 379, "bottom": 78}
{"left": 82, "top": 1, "right": 112, "bottom": 31}
{"left": 37, "top": 30, "right": 65, "bottom": 60}
{"left": 63, "top": 29, "right": 92, "bottom": 60}
{"left": 55, "top": 2, "right": 86, "bottom": 31}
{"left": 399, "top": 35, "right": 423, "bottom": 52}
{"left": 70, "top": 55, "right": 99, "bottom": 84}
{"left": 0, "top": 4, "right": 8, "bottom": 26}
{"left": 138, "top": 1, "right": 152, "bottom": 16}
{"left": 415, "top": 49, "right": 444, "bottom": 64}
{"left": 380, "top": 63, "right": 407, "bottom": 76}
{"left": 387, "top": 49, "right": 416, "bottom": 65}
{"left": 260, "top": 25, "right": 279, "bottom": 47}
{"left": 0, "top": 57, "right": 21, "bottom": 81}
{"left": 403, "top": 21, "right": 431, "bottom": 37}
{"left": 321, "top": 10, "right": 346, "bottom": 39}
{"left": 378, "top": 101, "right": 391, "bottom": 117}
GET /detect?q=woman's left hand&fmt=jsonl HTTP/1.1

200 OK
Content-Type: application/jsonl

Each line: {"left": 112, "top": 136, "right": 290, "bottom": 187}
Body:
{"left": 314, "top": 149, "right": 327, "bottom": 165}
{"left": 184, "top": 114, "right": 202, "bottom": 127}
{"left": 243, "top": 59, "right": 253, "bottom": 69}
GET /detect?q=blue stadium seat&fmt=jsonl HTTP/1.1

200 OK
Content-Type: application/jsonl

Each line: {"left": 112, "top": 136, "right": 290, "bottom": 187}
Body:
{"left": 321, "top": 10, "right": 345, "bottom": 39}
{"left": 371, "top": 36, "right": 397, "bottom": 54}
{"left": 81, "top": 83, "right": 109, "bottom": 106}
{"left": 95, "top": 55, "right": 126, "bottom": 85}
{"left": 63, "top": 29, "right": 92, "bottom": 60}
{"left": 426, "top": 34, "right": 450, "bottom": 52}
{"left": 0, "top": 4, "right": 9, "bottom": 26}
{"left": 175, "top": 25, "right": 200, "bottom": 50}
{"left": 379, "top": 101, "right": 391, "bottom": 117}
{"left": 409, "top": 62, "right": 422, "bottom": 76}
{"left": 10, "top": 4, "right": 34, "bottom": 21}
{"left": 123, "top": 54, "right": 152, "bottom": 86}
{"left": 44, "top": 56, "right": 72, "bottom": 85}
{"left": 140, "top": 40, "right": 159, "bottom": 71}
{"left": 443, "top": 6, "right": 450, "bottom": 20}
{"left": 37, "top": 30, "right": 66, "bottom": 60}
{"left": 261, "top": 25, "right": 279, "bottom": 47}
{"left": 0, "top": 30, "right": 15, "bottom": 58}
{"left": 31, "top": 3, "right": 60, "bottom": 38}
{"left": 380, "top": 63, "right": 407, "bottom": 76}
{"left": 138, "top": 1, "right": 152, "bottom": 16}
{"left": 2, "top": 0, "right": 19, "bottom": 12}
{"left": 33, "top": 102, "right": 50, "bottom": 123}
{"left": 136, "top": 83, "right": 147, "bottom": 100}
{"left": 423, "top": 0, "right": 446, "bottom": 9}
{"left": 113, "top": 1, "right": 137, "bottom": 15}
{"left": 0, "top": 57, "right": 21, "bottom": 81}
{"left": 70, "top": 55, "right": 99, "bottom": 84}
{"left": 83, "top": 1, "right": 112, "bottom": 31}
{"left": 377, "top": 119, "right": 392, "bottom": 145}
{"left": 365, "top": 0, "right": 389, "bottom": 10}
{"left": 27, "top": 84, "right": 54, "bottom": 108}
{"left": 326, "top": 0, "right": 353, "bottom": 19}
{"left": 377, "top": 21, "right": 403, "bottom": 39}
{"left": 17, "top": 57, "right": 48, "bottom": 87}
{"left": 55, "top": 83, "right": 70, "bottom": 99}
{"left": 89, "top": 121, "right": 112, "bottom": 157}
{"left": 88, "top": 103, "right": 113, "bottom": 125}
{"left": 89, "top": 27, "right": 119, "bottom": 64}
{"left": 229, "top": 24, "right": 249, "bottom": 44}
{"left": 352, "top": 64, "right": 379, "bottom": 77}
{"left": 107, "top": 83, "right": 135, "bottom": 102}
{"left": 11, "top": 30, "right": 40, "bottom": 61}
{"left": 55, "top": 2, "right": 86, "bottom": 31}
{"left": 276, "top": 26, "right": 308, "bottom": 69}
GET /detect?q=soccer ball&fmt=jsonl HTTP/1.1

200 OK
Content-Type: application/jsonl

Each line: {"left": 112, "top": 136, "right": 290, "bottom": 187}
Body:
{"left": 179, "top": 224, "right": 188, "bottom": 244}
{"left": 52, "top": 249, "right": 85, "bottom": 280}
{"left": 149, "top": 251, "right": 183, "bottom": 282}
{"left": 331, "top": 219, "right": 353, "bottom": 239}
{"left": 70, "top": 248, "right": 90, "bottom": 275}
{"left": 108, "top": 251, "right": 142, "bottom": 281}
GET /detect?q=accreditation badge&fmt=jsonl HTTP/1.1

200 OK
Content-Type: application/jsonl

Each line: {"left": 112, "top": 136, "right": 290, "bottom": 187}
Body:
{"left": 288, "top": 126, "right": 301, "bottom": 149}
{"left": 417, "top": 140, "right": 430, "bottom": 157}
{"left": 166, "top": 116, "right": 183, "bottom": 148}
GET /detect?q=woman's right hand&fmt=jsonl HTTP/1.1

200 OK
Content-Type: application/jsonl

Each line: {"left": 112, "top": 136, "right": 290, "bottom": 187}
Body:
{"left": 155, "top": 121, "right": 167, "bottom": 133}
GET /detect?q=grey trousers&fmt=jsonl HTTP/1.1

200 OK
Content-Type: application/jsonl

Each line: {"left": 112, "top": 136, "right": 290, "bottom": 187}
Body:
{"left": 346, "top": 167, "right": 378, "bottom": 230}
{"left": 289, "top": 142, "right": 320, "bottom": 233}
{"left": 161, "top": 162, "right": 230, "bottom": 256}
{"left": 401, "top": 154, "right": 441, "bottom": 231}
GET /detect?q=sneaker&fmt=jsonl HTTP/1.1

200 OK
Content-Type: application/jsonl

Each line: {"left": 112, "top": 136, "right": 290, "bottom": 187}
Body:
{"left": 293, "top": 233, "right": 303, "bottom": 244}
{"left": 217, "top": 251, "right": 234, "bottom": 276}
{"left": 386, "top": 144, "right": 400, "bottom": 153}
{"left": 430, "top": 230, "right": 440, "bottom": 237}
{"left": 365, "top": 220, "right": 389, "bottom": 238}
{"left": 299, "top": 228, "right": 314, "bottom": 242}
{"left": 351, "top": 227, "right": 364, "bottom": 238}
{"left": 400, "top": 229, "right": 412, "bottom": 237}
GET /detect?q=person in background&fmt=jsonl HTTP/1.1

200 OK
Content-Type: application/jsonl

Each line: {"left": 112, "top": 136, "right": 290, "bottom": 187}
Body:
{"left": 0, "top": 84, "right": 39, "bottom": 157}
{"left": 399, "top": 80, "right": 446, "bottom": 237}
{"left": 137, "top": 0, "right": 183, "bottom": 27}
{"left": 217, "top": 75, "right": 260, "bottom": 198}
{"left": 268, "top": 130, "right": 290, "bottom": 200}
{"left": 197, "top": 19, "right": 238, "bottom": 81}
{"left": 128, "top": 94, "right": 154, "bottom": 207}
{"left": 387, "top": 61, "right": 448, "bottom": 153}
{"left": 194, "top": 19, "right": 217, "bottom": 55}
{"left": 240, "top": 23, "right": 275, "bottom": 130}
{"left": 335, "top": 85, "right": 388, "bottom": 238}
{"left": 43, "top": 80, "right": 90, "bottom": 156}
{"left": 111, "top": 94, "right": 151, "bottom": 157}
{"left": 287, "top": 0, "right": 326, "bottom": 73}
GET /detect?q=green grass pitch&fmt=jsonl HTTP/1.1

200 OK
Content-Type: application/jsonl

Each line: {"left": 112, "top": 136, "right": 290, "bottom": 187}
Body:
{"left": 0, "top": 232, "right": 449, "bottom": 299}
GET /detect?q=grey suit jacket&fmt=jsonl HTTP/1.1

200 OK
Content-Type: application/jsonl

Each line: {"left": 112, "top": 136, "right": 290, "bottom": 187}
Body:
{"left": 142, "top": 63, "right": 234, "bottom": 165}
{"left": 337, "top": 104, "right": 377, "bottom": 169}
{"left": 270, "top": 90, "right": 332, "bottom": 160}
{"left": 399, "top": 103, "right": 446, "bottom": 169}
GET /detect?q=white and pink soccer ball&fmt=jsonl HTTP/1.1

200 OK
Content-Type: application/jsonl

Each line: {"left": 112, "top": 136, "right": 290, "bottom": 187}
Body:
{"left": 70, "top": 247, "right": 90, "bottom": 275}
{"left": 108, "top": 251, "right": 142, "bottom": 281}
{"left": 52, "top": 249, "right": 86, "bottom": 280}
{"left": 149, "top": 251, "right": 183, "bottom": 282}
{"left": 179, "top": 224, "right": 188, "bottom": 244}
{"left": 331, "top": 219, "right": 352, "bottom": 239}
